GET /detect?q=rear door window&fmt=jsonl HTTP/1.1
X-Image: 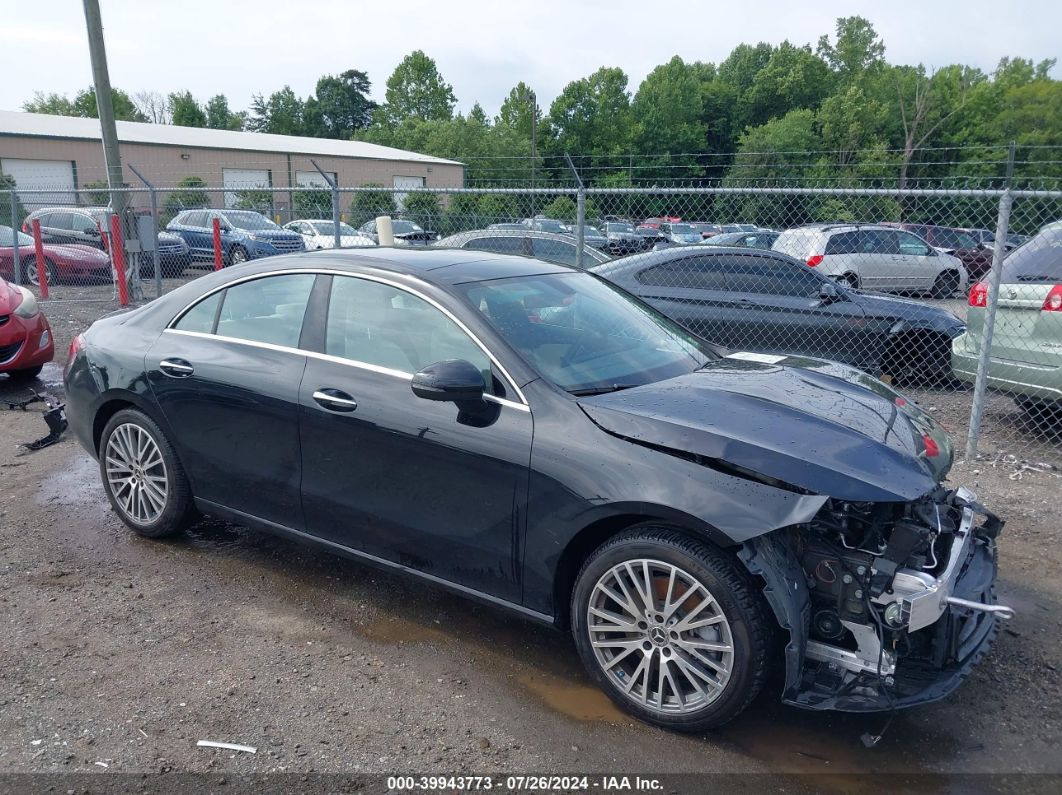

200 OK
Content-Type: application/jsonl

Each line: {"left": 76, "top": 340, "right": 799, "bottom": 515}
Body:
{"left": 723, "top": 255, "right": 823, "bottom": 297}
{"left": 531, "top": 238, "right": 580, "bottom": 267}
{"left": 635, "top": 256, "right": 727, "bottom": 290}
{"left": 213, "top": 274, "right": 316, "bottom": 347}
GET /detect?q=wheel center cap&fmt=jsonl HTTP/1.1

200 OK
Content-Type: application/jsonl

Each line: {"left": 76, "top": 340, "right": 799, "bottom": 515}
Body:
{"left": 648, "top": 626, "right": 668, "bottom": 647}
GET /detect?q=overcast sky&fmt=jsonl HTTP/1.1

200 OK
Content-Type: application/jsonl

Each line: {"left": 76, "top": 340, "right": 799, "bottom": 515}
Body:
{"left": 1, "top": 0, "right": 1059, "bottom": 119}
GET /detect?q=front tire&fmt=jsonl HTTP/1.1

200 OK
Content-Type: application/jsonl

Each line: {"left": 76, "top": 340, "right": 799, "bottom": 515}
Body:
{"left": 22, "top": 257, "right": 58, "bottom": 287}
{"left": 228, "top": 245, "right": 249, "bottom": 266}
{"left": 99, "top": 409, "right": 195, "bottom": 538}
{"left": 932, "top": 270, "right": 960, "bottom": 298}
{"left": 571, "top": 527, "right": 771, "bottom": 732}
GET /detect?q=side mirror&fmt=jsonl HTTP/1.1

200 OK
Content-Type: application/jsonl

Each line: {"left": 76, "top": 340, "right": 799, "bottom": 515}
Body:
{"left": 411, "top": 359, "right": 485, "bottom": 405}
{"left": 818, "top": 282, "right": 843, "bottom": 303}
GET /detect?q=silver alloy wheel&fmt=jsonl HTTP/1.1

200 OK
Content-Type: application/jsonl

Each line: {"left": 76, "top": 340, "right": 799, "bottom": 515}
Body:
{"left": 25, "top": 259, "right": 46, "bottom": 287}
{"left": 230, "top": 246, "right": 248, "bottom": 264}
{"left": 104, "top": 423, "right": 168, "bottom": 525}
{"left": 588, "top": 559, "right": 734, "bottom": 714}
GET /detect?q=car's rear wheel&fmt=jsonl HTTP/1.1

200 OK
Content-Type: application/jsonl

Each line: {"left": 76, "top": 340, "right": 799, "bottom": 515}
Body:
{"left": 228, "top": 245, "right": 248, "bottom": 266}
{"left": 932, "top": 270, "right": 960, "bottom": 298}
{"left": 99, "top": 409, "right": 194, "bottom": 538}
{"left": 839, "top": 272, "right": 860, "bottom": 289}
{"left": 22, "top": 257, "right": 58, "bottom": 287}
{"left": 571, "top": 527, "right": 771, "bottom": 732}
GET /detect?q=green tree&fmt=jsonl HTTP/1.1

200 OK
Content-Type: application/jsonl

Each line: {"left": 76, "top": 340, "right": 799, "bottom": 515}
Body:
{"left": 817, "top": 16, "right": 886, "bottom": 83}
{"left": 312, "top": 69, "right": 376, "bottom": 138}
{"left": 0, "top": 173, "right": 27, "bottom": 226}
{"left": 717, "top": 43, "right": 776, "bottom": 95}
{"left": 382, "top": 50, "right": 457, "bottom": 124}
{"left": 82, "top": 179, "right": 111, "bottom": 205}
{"left": 248, "top": 87, "right": 305, "bottom": 135}
{"left": 294, "top": 186, "right": 333, "bottom": 218}
{"left": 497, "top": 81, "right": 540, "bottom": 139}
{"left": 24, "top": 87, "right": 146, "bottom": 121}
{"left": 205, "top": 94, "right": 245, "bottom": 130}
{"left": 747, "top": 42, "right": 833, "bottom": 125}
{"left": 233, "top": 189, "right": 274, "bottom": 214}
{"left": 402, "top": 191, "right": 441, "bottom": 229}
{"left": 630, "top": 56, "right": 709, "bottom": 181}
{"left": 168, "top": 91, "right": 207, "bottom": 127}
{"left": 817, "top": 83, "right": 888, "bottom": 166}
{"left": 163, "top": 176, "right": 210, "bottom": 220}
{"left": 541, "top": 195, "right": 578, "bottom": 222}
{"left": 350, "top": 184, "right": 397, "bottom": 226}
{"left": 543, "top": 67, "right": 632, "bottom": 170}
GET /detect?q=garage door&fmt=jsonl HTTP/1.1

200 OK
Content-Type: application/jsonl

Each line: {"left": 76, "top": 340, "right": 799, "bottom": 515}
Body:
{"left": 223, "top": 168, "right": 272, "bottom": 209}
{"left": 1, "top": 158, "right": 75, "bottom": 210}
{"left": 294, "top": 170, "right": 336, "bottom": 188}
{"left": 393, "top": 175, "right": 425, "bottom": 211}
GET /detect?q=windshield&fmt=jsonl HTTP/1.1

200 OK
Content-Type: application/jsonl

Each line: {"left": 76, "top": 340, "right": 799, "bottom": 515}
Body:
{"left": 584, "top": 226, "right": 604, "bottom": 236}
{"left": 606, "top": 222, "right": 635, "bottom": 234}
{"left": 0, "top": 225, "right": 32, "bottom": 247}
{"left": 223, "top": 211, "right": 281, "bottom": 231}
{"left": 934, "top": 228, "right": 977, "bottom": 249}
{"left": 670, "top": 224, "right": 697, "bottom": 235}
{"left": 1000, "top": 227, "right": 1062, "bottom": 283}
{"left": 701, "top": 232, "right": 746, "bottom": 246}
{"left": 314, "top": 221, "right": 358, "bottom": 236}
{"left": 392, "top": 220, "right": 424, "bottom": 234}
{"left": 457, "top": 272, "right": 713, "bottom": 393}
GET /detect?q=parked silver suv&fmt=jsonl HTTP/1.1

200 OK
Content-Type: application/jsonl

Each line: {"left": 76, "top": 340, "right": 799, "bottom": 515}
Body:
{"left": 772, "top": 223, "right": 968, "bottom": 297}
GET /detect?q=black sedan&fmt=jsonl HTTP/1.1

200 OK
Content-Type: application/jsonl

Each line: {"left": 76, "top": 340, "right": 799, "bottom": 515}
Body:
{"left": 65, "top": 248, "right": 1007, "bottom": 731}
{"left": 593, "top": 246, "right": 967, "bottom": 382}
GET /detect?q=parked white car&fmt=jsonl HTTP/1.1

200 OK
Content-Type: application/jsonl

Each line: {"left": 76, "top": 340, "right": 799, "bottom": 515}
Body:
{"left": 284, "top": 220, "right": 376, "bottom": 249}
{"left": 773, "top": 223, "right": 969, "bottom": 297}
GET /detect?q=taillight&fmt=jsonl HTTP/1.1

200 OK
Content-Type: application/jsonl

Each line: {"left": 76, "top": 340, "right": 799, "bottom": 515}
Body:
{"left": 922, "top": 434, "right": 940, "bottom": 457}
{"left": 969, "top": 281, "right": 988, "bottom": 307}
{"left": 67, "top": 333, "right": 85, "bottom": 365}
{"left": 807, "top": 255, "right": 824, "bottom": 267}
{"left": 21, "top": 221, "right": 29, "bottom": 233}
{"left": 1042, "top": 285, "right": 1062, "bottom": 312}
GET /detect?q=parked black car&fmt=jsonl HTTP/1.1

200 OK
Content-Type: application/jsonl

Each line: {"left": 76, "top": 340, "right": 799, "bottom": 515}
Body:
{"left": 603, "top": 221, "right": 648, "bottom": 255}
{"left": 24, "top": 206, "right": 191, "bottom": 277}
{"left": 593, "top": 246, "right": 966, "bottom": 381}
{"left": 358, "top": 218, "right": 438, "bottom": 245}
{"left": 435, "top": 230, "right": 610, "bottom": 269}
{"left": 65, "top": 247, "right": 1008, "bottom": 731}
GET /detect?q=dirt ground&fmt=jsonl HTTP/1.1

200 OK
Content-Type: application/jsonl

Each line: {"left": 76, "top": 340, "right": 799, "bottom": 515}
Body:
{"left": 0, "top": 359, "right": 1060, "bottom": 793}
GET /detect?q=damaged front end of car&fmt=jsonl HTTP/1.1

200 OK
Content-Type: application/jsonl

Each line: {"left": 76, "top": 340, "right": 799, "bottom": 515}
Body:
{"left": 741, "top": 485, "right": 1011, "bottom": 712}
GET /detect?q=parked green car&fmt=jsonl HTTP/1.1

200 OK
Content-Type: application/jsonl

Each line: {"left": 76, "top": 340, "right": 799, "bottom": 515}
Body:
{"left": 952, "top": 222, "right": 1062, "bottom": 417}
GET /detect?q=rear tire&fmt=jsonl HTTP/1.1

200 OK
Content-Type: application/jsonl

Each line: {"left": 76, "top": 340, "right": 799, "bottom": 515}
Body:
{"left": 932, "top": 270, "right": 960, "bottom": 299}
{"left": 571, "top": 526, "right": 771, "bottom": 732}
{"left": 99, "top": 409, "right": 195, "bottom": 538}
{"left": 839, "top": 272, "right": 860, "bottom": 290}
{"left": 22, "top": 257, "right": 58, "bottom": 287}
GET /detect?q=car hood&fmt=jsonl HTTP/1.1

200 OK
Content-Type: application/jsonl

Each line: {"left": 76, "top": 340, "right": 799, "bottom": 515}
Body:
{"left": 27, "top": 243, "right": 110, "bottom": 263}
{"left": 238, "top": 229, "right": 300, "bottom": 240}
{"left": 578, "top": 354, "right": 952, "bottom": 503}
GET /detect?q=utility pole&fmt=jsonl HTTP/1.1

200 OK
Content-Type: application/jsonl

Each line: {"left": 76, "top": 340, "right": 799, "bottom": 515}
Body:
{"left": 529, "top": 89, "right": 537, "bottom": 216}
{"left": 83, "top": 0, "right": 137, "bottom": 297}
{"left": 82, "top": 0, "right": 125, "bottom": 218}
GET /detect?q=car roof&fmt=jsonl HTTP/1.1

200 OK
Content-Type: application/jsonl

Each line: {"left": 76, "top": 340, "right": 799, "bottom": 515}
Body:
{"left": 237, "top": 246, "right": 576, "bottom": 285}
{"left": 590, "top": 244, "right": 802, "bottom": 274}
{"left": 785, "top": 222, "right": 894, "bottom": 234}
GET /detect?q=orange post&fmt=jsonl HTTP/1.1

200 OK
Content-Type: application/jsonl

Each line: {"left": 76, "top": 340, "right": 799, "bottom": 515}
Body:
{"left": 212, "top": 217, "right": 224, "bottom": 271}
{"left": 31, "top": 219, "right": 49, "bottom": 299}
{"left": 110, "top": 213, "right": 130, "bottom": 307}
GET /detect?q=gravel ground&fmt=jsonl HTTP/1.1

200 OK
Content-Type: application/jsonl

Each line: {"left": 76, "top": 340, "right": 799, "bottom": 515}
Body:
{"left": 0, "top": 361, "right": 1060, "bottom": 791}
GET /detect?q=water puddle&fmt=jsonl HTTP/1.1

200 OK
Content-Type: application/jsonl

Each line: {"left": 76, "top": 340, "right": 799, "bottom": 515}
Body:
{"left": 517, "top": 672, "right": 629, "bottom": 724}
{"left": 356, "top": 612, "right": 452, "bottom": 646}
{"left": 34, "top": 452, "right": 108, "bottom": 513}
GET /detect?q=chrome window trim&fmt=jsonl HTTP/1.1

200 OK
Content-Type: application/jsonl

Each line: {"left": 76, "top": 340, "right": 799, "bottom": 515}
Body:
{"left": 165, "top": 268, "right": 530, "bottom": 409}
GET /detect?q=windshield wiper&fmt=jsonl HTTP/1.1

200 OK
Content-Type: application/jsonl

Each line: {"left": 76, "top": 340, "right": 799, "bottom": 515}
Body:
{"left": 569, "top": 384, "right": 641, "bottom": 396}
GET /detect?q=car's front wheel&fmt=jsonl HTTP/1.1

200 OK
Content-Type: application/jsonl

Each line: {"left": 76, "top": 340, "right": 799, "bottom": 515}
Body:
{"left": 99, "top": 409, "right": 195, "bottom": 538}
{"left": 571, "top": 527, "right": 771, "bottom": 732}
{"left": 932, "top": 270, "right": 961, "bottom": 298}
{"left": 228, "top": 245, "right": 249, "bottom": 266}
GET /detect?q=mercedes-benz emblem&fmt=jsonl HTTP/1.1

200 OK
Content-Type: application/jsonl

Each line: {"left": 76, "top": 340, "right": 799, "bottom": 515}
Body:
{"left": 648, "top": 626, "right": 668, "bottom": 646}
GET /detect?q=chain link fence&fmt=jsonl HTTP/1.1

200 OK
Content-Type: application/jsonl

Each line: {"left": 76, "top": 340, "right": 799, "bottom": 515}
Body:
{"left": 2, "top": 170, "right": 1060, "bottom": 465}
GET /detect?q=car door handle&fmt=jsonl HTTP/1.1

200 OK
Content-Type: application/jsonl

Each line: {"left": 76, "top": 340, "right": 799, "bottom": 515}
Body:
{"left": 312, "top": 388, "right": 358, "bottom": 412}
{"left": 159, "top": 358, "right": 194, "bottom": 378}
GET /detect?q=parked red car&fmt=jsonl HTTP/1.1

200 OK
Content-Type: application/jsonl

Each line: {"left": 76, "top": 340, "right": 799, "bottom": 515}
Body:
{"left": 0, "top": 275, "right": 54, "bottom": 380}
{"left": 0, "top": 225, "right": 112, "bottom": 287}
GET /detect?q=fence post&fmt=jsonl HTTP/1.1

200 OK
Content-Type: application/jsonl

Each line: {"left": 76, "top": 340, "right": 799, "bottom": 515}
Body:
{"left": 965, "top": 141, "right": 1016, "bottom": 460}
{"left": 10, "top": 192, "right": 21, "bottom": 287}
{"left": 129, "top": 165, "right": 162, "bottom": 298}
{"left": 212, "top": 217, "right": 224, "bottom": 271}
{"left": 310, "top": 159, "right": 341, "bottom": 249}
{"left": 564, "top": 153, "right": 586, "bottom": 269}
{"left": 31, "top": 219, "right": 49, "bottom": 299}
{"left": 108, "top": 213, "right": 129, "bottom": 306}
